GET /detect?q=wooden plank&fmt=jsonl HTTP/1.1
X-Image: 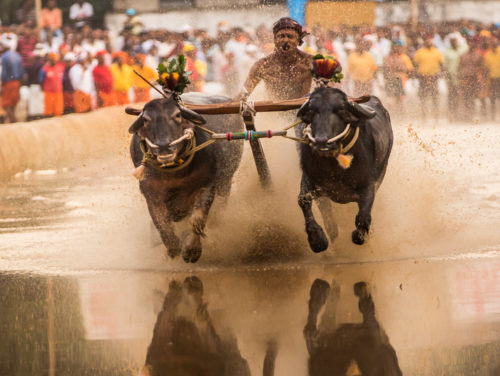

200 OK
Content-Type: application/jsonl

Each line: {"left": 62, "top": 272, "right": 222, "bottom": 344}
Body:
{"left": 242, "top": 110, "right": 272, "bottom": 189}
{"left": 125, "top": 96, "right": 370, "bottom": 116}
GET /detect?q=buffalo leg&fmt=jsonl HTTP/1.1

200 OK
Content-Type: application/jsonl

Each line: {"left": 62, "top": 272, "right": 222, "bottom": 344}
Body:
{"left": 298, "top": 174, "right": 328, "bottom": 253}
{"left": 145, "top": 198, "right": 181, "bottom": 258}
{"left": 182, "top": 186, "right": 216, "bottom": 263}
{"left": 352, "top": 185, "right": 375, "bottom": 245}
{"left": 317, "top": 197, "right": 339, "bottom": 243}
{"left": 303, "top": 279, "right": 331, "bottom": 355}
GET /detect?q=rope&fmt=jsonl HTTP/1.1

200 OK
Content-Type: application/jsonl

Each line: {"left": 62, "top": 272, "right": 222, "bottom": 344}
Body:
{"left": 139, "top": 136, "right": 197, "bottom": 173}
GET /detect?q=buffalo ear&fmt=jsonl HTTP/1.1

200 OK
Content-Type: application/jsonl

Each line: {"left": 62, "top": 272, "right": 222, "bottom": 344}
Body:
{"left": 297, "top": 100, "right": 311, "bottom": 122}
{"left": 347, "top": 101, "right": 376, "bottom": 119}
{"left": 180, "top": 106, "right": 206, "bottom": 125}
{"left": 128, "top": 112, "right": 145, "bottom": 134}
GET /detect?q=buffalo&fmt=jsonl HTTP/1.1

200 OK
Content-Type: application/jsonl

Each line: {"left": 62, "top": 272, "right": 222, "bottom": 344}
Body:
{"left": 129, "top": 93, "right": 243, "bottom": 263}
{"left": 296, "top": 87, "right": 393, "bottom": 250}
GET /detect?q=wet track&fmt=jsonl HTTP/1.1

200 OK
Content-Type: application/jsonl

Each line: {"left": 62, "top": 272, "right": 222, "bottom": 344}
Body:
{"left": 0, "top": 112, "right": 499, "bottom": 375}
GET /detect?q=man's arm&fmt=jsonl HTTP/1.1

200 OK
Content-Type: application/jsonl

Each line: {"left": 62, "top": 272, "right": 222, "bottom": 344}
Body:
{"left": 234, "top": 59, "right": 263, "bottom": 101}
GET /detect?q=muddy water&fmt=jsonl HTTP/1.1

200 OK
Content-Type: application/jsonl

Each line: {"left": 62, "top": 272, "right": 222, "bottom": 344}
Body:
{"left": 0, "top": 116, "right": 499, "bottom": 375}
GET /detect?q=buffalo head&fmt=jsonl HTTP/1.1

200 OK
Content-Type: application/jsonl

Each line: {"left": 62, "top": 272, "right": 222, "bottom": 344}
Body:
{"left": 297, "top": 88, "right": 375, "bottom": 155}
{"left": 128, "top": 98, "right": 206, "bottom": 164}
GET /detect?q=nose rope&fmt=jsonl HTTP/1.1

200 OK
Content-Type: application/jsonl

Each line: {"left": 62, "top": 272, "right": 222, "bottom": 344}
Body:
{"left": 169, "top": 128, "right": 195, "bottom": 147}
{"left": 327, "top": 123, "right": 351, "bottom": 143}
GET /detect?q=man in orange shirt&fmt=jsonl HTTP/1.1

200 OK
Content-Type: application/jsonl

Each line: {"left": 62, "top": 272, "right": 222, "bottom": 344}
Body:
{"left": 132, "top": 53, "right": 157, "bottom": 102}
{"left": 347, "top": 39, "right": 378, "bottom": 97}
{"left": 40, "top": 0, "right": 62, "bottom": 41}
{"left": 413, "top": 36, "right": 444, "bottom": 121}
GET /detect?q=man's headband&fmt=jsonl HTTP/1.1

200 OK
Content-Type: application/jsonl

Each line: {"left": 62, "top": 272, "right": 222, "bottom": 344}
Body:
{"left": 272, "top": 17, "right": 308, "bottom": 46}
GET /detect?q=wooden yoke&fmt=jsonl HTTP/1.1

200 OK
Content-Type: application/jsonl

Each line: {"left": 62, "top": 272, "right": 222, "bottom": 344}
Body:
{"left": 241, "top": 103, "right": 272, "bottom": 189}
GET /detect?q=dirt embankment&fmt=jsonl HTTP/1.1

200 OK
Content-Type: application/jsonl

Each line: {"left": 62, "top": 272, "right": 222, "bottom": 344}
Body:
{"left": 0, "top": 106, "right": 134, "bottom": 180}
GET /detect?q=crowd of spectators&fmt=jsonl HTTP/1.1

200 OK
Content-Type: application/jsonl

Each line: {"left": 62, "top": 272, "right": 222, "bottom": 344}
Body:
{"left": 1, "top": 1, "right": 500, "bottom": 124}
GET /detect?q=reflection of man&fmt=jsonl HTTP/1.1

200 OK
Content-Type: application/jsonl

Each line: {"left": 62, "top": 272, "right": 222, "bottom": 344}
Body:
{"left": 236, "top": 17, "right": 312, "bottom": 100}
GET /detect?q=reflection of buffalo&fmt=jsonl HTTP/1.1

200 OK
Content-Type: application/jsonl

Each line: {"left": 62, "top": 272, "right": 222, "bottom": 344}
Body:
{"left": 304, "top": 279, "right": 402, "bottom": 376}
{"left": 140, "top": 277, "right": 276, "bottom": 376}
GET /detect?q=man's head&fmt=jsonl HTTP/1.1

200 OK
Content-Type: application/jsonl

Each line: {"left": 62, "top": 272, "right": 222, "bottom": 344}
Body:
{"left": 272, "top": 17, "right": 307, "bottom": 55}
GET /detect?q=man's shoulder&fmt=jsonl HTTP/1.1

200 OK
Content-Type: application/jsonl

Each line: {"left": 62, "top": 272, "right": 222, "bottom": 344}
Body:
{"left": 297, "top": 49, "right": 313, "bottom": 62}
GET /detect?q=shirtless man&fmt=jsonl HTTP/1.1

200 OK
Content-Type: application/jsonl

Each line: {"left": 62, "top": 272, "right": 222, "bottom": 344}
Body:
{"left": 237, "top": 17, "right": 313, "bottom": 101}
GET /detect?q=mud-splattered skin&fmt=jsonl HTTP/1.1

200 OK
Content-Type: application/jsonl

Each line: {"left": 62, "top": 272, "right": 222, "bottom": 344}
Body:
{"left": 241, "top": 29, "right": 313, "bottom": 100}
{"left": 297, "top": 88, "right": 393, "bottom": 249}
{"left": 129, "top": 95, "right": 243, "bottom": 263}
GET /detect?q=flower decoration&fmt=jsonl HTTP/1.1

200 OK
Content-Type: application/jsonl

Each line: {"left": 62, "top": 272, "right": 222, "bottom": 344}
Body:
{"left": 157, "top": 54, "right": 191, "bottom": 94}
{"left": 311, "top": 54, "right": 343, "bottom": 83}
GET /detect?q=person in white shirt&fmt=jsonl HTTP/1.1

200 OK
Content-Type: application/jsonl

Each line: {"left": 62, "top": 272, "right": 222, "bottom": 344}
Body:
{"left": 69, "top": 54, "right": 94, "bottom": 112}
{"left": 69, "top": 0, "right": 94, "bottom": 29}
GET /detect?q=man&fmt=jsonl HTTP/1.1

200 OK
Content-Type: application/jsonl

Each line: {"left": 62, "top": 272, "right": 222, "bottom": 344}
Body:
{"left": 484, "top": 36, "right": 500, "bottom": 121}
{"left": 236, "top": 17, "right": 312, "bottom": 101}
{"left": 383, "top": 43, "right": 411, "bottom": 113}
{"left": 92, "top": 50, "right": 114, "bottom": 107}
{"left": 457, "top": 38, "right": 484, "bottom": 122}
{"left": 69, "top": 54, "right": 94, "bottom": 113}
{"left": 132, "top": 53, "right": 156, "bottom": 102}
{"left": 413, "top": 36, "right": 444, "bottom": 121}
{"left": 347, "top": 38, "right": 378, "bottom": 97}
{"left": 69, "top": 0, "right": 94, "bottom": 30}
{"left": 110, "top": 51, "right": 133, "bottom": 105}
{"left": 1, "top": 36, "right": 25, "bottom": 123}
{"left": 444, "top": 35, "right": 468, "bottom": 121}
{"left": 39, "top": 52, "right": 65, "bottom": 117}
{"left": 40, "top": 0, "right": 62, "bottom": 41}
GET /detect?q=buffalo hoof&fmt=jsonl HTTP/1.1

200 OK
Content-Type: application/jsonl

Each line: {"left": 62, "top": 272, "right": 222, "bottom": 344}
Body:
{"left": 351, "top": 229, "right": 367, "bottom": 245}
{"left": 165, "top": 239, "right": 182, "bottom": 259}
{"left": 307, "top": 223, "right": 329, "bottom": 253}
{"left": 182, "top": 234, "right": 202, "bottom": 263}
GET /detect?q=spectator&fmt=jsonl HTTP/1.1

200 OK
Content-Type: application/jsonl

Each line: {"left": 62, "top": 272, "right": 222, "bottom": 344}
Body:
{"left": 110, "top": 51, "right": 133, "bottom": 105}
{"left": 62, "top": 53, "right": 75, "bottom": 114}
{"left": 69, "top": 0, "right": 94, "bottom": 30}
{"left": 383, "top": 43, "right": 411, "bottom": 113}
{"left": 39, "top": 52, "right": 65, "bottom": 117}
{"left": 132, "top": 53, "right": 156, "bottom": 102}
{"left": 413, "top": 36, "right": 444, "bottom": 121}
{"left": 16, "top": 25, "right": 38, "bottom": 68}
{"left": 347, "top": 39, "right": 378, "bottom": 97}
{"left": 0, "top": 36, "right": 25, "bottom": 123}
{"left": 25, "top": 43, "right": 46, "bottom": 120}
{"left": 484, "top": 36, "right": 500, "bottom": 120}
{"left": 444, "top": 35, "right": 468, "bottom": 121}
{"left": 69, "top": 54, "right": 94, "bottom": 112}
{"left": 92, "top": 50, "right": 115, "bottom": 107}
{"left": 40, "top": 0, "right": 63, "bottom": 42}
{"left": 457, "top": 38, "right": 484, "bottom": 122}
{"left": 122, "top": 8, "right": 144, "bottom": 36}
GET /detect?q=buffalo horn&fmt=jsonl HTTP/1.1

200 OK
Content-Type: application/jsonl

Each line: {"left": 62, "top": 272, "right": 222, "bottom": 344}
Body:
{"left": 128, "top": 112, "right": 145, "bottom": 134}
{"left": 297, "top": 100, "right": 310, "bottom": 119}
{"left": 179, "top": 106, "right": 207, "bottom": 125}
{"left": 125, "top": 107, "right": 142, "bottom": 116}
{"left": 347, "top": 101, "right": 376, "bottom": 119}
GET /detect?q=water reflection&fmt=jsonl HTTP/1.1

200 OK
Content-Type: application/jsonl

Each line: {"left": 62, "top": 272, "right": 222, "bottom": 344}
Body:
{"left": 304, "top": 279, "right": 402, "bottom": 376}
{"left": 141, "top": 276, "right": 253, "bottom": 376}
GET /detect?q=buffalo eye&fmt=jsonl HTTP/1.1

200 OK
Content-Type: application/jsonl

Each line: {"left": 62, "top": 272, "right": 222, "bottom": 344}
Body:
{"left": 173, "top": 112, "right": 182, "bottom": 123}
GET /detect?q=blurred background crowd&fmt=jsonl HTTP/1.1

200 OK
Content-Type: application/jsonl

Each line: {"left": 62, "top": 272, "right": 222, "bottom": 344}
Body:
{"left": 0, "top": 0, "right": 499, "bottom": 124}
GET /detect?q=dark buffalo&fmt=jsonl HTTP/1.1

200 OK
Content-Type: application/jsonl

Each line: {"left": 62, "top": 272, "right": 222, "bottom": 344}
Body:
{"left": 304, "top": 279, "right": 402, "bottom": 376}
{"left": 129, "top": 93, "right": 243, "bottom": 263}
{"left": 296, "top": 87, "right": 393, "bottom": 250}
